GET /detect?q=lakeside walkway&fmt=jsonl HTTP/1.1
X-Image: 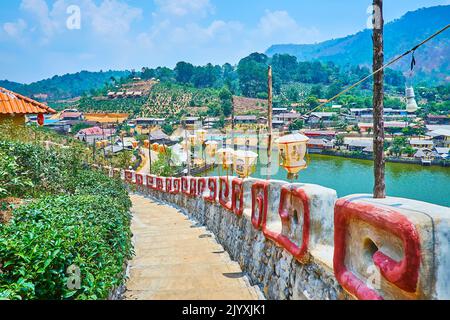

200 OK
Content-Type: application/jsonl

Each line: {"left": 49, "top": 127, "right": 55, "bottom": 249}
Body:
{"left": 124, "top": 194, "right": 262, "bottom": 300}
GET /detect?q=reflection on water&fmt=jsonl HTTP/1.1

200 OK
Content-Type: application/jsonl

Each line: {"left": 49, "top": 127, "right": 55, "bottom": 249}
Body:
{"left": 205, "top": 150, "right": 450, "bottom": 207}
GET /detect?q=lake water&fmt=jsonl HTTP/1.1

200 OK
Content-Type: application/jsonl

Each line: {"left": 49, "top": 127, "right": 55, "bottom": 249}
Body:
{"left": 204, "top": 150, "right": 450, "bottom": 208}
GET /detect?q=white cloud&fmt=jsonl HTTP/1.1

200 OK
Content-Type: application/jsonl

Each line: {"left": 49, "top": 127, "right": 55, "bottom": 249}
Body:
{"left": 20, "top": 0, "right": 59, "bottom": 38}
{"left": 154, "top": 0, "right": 213, "bottom": 17}
{"left": 16, "top": 0, "right": 143, "bottom": 42}
{"left": 86, "top": 0, "right": 143, "bottom": 36}
{"left": 3, "top": 19, "right": 28, "bottom": 38}
{"left": 256, "top": 10, "right": 320, "bottom": 45}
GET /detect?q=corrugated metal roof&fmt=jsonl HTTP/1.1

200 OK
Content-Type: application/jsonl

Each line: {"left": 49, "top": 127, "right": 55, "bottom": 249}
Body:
{"left": 0, "top": 87, "right": 56, "bottom": 115}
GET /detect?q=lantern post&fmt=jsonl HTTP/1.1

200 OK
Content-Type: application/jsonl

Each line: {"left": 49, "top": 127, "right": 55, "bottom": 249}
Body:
{"left": 278, "top": 132, "right": 309, "bottom": 181}
{"left": 267, "top": 66, "right": 273, "bottom": 179}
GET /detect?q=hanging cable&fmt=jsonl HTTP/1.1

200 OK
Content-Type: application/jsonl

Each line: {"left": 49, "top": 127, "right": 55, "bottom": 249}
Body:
{"left": 302, "top": 23, "right": 450, "bottom": 116}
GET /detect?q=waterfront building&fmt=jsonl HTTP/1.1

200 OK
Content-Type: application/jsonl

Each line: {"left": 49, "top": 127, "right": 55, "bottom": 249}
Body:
{"left": 409, "top": 138, "right": 434, "bottom": 149}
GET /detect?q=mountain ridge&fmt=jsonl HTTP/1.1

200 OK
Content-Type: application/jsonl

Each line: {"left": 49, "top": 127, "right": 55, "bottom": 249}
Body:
{"left": 266, "top": 5, "right": 450, "bottom": 83}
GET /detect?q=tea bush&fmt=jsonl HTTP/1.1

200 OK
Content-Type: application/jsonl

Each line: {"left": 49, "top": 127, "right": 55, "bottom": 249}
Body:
{"left": 0, "top": 195, "right": 132, "bottom": 299}
{"left": 0, "top": 139, "right": 133, "bottom": 299}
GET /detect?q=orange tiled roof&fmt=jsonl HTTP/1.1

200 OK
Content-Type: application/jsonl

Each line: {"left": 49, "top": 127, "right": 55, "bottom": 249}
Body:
{"left": 0, "top": 87, "right": 56, "bottom": 115}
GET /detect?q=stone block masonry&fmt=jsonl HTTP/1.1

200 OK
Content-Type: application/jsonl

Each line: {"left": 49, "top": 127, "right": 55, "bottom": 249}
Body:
{"left": 107, "top": 167, "right": 450, "bottom": 300}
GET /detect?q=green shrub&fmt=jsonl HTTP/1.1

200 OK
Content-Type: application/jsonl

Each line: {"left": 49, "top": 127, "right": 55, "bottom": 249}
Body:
{"left": 0, "top": 195, "right": 132, "bottom": 300}
{"left": 0, "top": 139, "right": 133, "bottom": 300}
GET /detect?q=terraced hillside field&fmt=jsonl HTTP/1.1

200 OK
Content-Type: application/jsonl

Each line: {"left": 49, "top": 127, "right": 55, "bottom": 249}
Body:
{"left": 72, "top": 83, "right": 218, "bottom": 117}
{"left": 141, "top": 83, "right": 219, "bottom": 118}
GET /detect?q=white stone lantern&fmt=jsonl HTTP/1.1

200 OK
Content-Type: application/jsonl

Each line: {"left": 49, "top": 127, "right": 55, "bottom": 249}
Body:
{"left": 205, "top": 140, "right": 218, "bottom": 158}
{"left": 217, "top": 147, "right": 234, "bottom": 170}
{"left": 278, "top": 132, "right": 309, "bottom": 180}
{"left": 233, "top": 150, "right": 258, "bottom": 178}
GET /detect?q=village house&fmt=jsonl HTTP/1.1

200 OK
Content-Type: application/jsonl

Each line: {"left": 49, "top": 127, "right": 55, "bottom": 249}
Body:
{"left": 306, "top": 112, "right": 338, "bottom": 127}
{"left": 149, "top": 129, "right": 172, "bottom": 145}
{"left": 274, "top": 113, "right": 304, "bottom": 124}
{"left": 348, "top": 108, "right": 414, "bottom": 122}
{"left": 426, "top": 114, "right": 450, "bottom": 125}
{"left": 307, "top": 138, "right": 334, "bottom": 153}
{"left": 358, "top": 121, "right": 408, "bottom": 133}
{"left": 234, "top": 115, "right": 258, "bottom": 125}
{"left": 135, "top": 118, "right": 167, "bottom": 127}
{"left": 428, "top": 129, "right": 450, "bottom": 148}
{"left": 75, "top": 126, "right": 116, "bottom": 144}
{"left": 60, "top": 109, "right": 84, "bottom": 121}
{"left": 434, "top": 147, "right": 449, "bottom": 159}
{"left": 303, "top": 130, "right": 337, "bottom": 141}
{"left": 272, "top": 108, "right": 288, "bottom": 115}
{"left": 84, "top": 113, "right": 129, "bottom": 124}
{"left": 344, "top": 138, "right": 373, "bottom": 153}
{"left": 204, "top": 117, "right": 219, "bottom": 128}
{"left": 409, "top": 138, "right": 434, "bottom": 149}
{"left": 0, "top": 87, "right": 56, "bottom": 125}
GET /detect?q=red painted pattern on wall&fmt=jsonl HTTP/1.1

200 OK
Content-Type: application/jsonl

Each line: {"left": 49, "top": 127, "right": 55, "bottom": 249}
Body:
{"left": 197, "top": 178, "right": 207, "bottom": 195}
{"left": 125, "top": 170, "right": 133, "bottom": 183}
{"left": 219, "top": 177, "right": 233, "bottom": 211}
{"left": 251, "top": 181, "right": 270, "bottom": 229}
{"left": 334, "top": 199, "right": 421, "bottom": 300}
{"left": 263, "top": 186, "right": 310, "bottom": 263}
{"left": 156, "top": 177, "right": 164, "bottom": 191}
{"left": 146, "top": 175, "right": 155, "bottom": 189}
{"left": 182, "top": 177, "right": 190, "bottom": 196}
{"left": 189, "top": 178, "right": 197, "bottom": 197}
{"left": 135, "top": 174, "right": 144, "bottom": 185}
{"left": 204, "top": 178, "right": 217, "bottom": 203}
{"left": 171, "top": 178, "right": 181, "bottom": 194}
{"left": 166, "top": 177, "right": 173, "bottom": 193}
{"left": 232, "top": 178, "right": 244, "bottom": 216}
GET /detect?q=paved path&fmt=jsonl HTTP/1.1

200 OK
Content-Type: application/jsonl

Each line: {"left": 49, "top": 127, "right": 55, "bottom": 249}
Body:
{"left": 124, "top": 194, "right": 262, "bottom": 300}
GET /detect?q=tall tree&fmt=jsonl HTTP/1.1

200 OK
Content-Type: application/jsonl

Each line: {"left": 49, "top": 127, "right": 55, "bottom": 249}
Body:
{"left": 174, "top": 62, "right": 194, "bottom": 84}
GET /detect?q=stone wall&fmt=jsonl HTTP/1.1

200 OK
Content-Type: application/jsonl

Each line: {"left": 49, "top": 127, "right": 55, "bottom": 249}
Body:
{"left": 99, "top": 165, "right": 450, "bottom": 300}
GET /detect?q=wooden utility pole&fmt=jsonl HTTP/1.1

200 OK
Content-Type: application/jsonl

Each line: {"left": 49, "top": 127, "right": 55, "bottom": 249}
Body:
{"left": 148, "top": 125, "right": 152, "bottom": 174}
{"left": 231, "top": 96, "right": 236, "bottom": 151}
{"left": 372, "top": 0, "right": 386, "bottom": 198}
{"left": 267, "top": 66, "right": 273, "bottom": 178}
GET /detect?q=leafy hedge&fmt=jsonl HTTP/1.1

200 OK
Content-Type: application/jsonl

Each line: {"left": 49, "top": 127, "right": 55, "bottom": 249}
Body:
{"left": 0, "top": 140, "right": 133, "bottom": 300}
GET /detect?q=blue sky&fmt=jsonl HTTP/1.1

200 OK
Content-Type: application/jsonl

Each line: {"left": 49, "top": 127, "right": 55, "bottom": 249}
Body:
{"left": 0, "top": 0, "right": 448, "bottom": 83}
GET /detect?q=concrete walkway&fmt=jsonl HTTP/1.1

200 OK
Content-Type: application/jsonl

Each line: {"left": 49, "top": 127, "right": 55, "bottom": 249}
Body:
{"left": 124, "top": 194, "right": 262, "bottom": 300}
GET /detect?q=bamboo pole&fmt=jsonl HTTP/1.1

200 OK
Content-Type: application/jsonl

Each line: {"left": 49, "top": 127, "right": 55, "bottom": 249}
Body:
{"left": 372, "top": 0, "right": 386, "bottom": 198}
{"left": 267, "top": 66, "right": 273, "bottom": 179}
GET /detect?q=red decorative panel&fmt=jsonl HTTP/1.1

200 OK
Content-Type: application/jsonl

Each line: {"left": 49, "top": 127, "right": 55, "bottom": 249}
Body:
{"left": 251, "top": 181, "right": 269, "bottom": 229}
{"left": 146, "top": 175, "right": 155, "bottom": 189}
{"left": 124, "top": 170, "right": 133, "bottom": 183}
{"left": 334, "top": 200, "right": 421, "bottom": 300}
{"left": 135, "top": 174, "right": 144, "bottom": 185}
{"left": 263, "top": 186, "right": 310, "bottom": 262}
{"left": 204, "top": 178, "right": 217, "bottom": 203}
{"left": 231, "top": 178, "right": 244, "bottom": 216}
{"left": 219, "top": 177, "right": 232, "bottom": 211}
{"left": 197, "top": 178, "right": 207, "bottom": 196}
{"left": 166, "top": 177, "right": 173, "bottom": 193}
{"left": 189, "top": 178, "right": 197, "bottom": 197}
{"left": 182, "top": 177, "right": 190, "bottom": 196}
{"left": 171, "top": 178, "right": 181, "bottom": 194}
{"left": 156, "top": 177, "right": 164, "bottom": 191}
